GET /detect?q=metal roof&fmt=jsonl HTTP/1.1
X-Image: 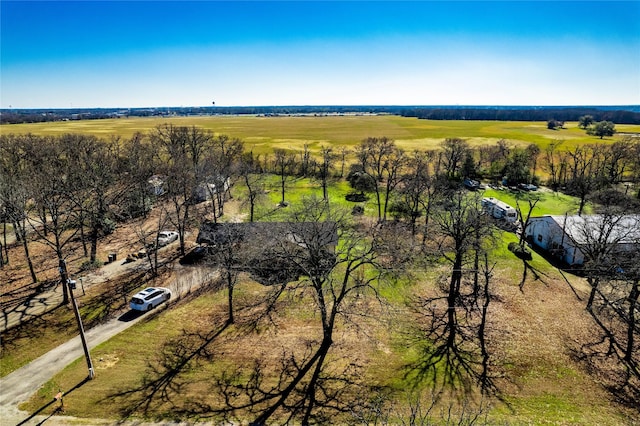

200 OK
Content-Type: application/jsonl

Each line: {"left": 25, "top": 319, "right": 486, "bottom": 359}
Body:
{"left": 545, "top": 215, "right": 640, "bottom": 245}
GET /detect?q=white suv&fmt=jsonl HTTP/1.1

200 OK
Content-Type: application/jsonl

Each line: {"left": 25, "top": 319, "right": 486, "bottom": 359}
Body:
{"left": 157, "top": 231, "right": 178, "bottom": 247}
{"left": 129, "top": 287, "right": 171, "bottom": 311}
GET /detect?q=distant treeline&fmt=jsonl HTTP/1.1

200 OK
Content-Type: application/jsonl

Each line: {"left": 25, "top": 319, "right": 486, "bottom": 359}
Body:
{"left": 401, "top": 107, "right": 640, "bottom": 124}
{"left": 1, "top": 105, "right": 639, "bottom": 124}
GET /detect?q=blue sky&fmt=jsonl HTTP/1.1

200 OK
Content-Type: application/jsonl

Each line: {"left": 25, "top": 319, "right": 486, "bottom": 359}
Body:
{"left": 1, "top": 1, "right": 639, "bottom": 108}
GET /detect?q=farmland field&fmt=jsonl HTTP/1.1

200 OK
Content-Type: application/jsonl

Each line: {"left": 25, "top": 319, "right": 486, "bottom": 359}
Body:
{"left": 2, "top": 115, "right": 638, "bottom": 155}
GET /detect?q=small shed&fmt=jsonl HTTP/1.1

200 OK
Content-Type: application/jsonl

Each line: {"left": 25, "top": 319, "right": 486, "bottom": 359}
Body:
{"left": 191, "top": 176, "right": 231, "bottom": 203}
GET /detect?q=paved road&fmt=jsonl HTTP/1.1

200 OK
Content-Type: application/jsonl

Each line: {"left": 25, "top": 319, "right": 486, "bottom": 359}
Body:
{"left": 1, "top": 257, "right": 148, "bottom": 333}
{"left": 0, "top": 265, "right": 216, "bottom": 426}
{"left": 0, "top": 313, "right": 148, "bottom": 425}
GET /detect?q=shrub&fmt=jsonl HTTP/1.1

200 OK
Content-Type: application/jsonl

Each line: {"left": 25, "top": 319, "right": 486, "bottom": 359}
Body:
{"left": 345, "top": 192, "right": 368, "bottom": 202}
{"left": 80, "top": 259, "right": 103, "bottom": 272}
{"left": 508, "top": 242, "right": 532, "bottom": 260}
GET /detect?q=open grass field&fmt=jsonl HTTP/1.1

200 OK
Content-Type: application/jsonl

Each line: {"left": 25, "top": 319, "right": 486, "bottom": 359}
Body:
{"left": 2, "top": 115, "right": 638, "bottom": 155}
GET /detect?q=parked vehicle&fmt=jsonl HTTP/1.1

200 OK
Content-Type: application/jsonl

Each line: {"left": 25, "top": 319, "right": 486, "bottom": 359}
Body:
{"left": 157, "top": 231, "right": 179, "bottom": 247}
{"left": 481, "top": 197, "right": 518, "bottom": 223}
{"left": 129, "top": 287, "right": 171, "bottom": 311}
{"left": 518, "top": 183, "right": 538, "bottom": 191}
{"left": 464, "top": 178, "right": 480, "bottom": 190}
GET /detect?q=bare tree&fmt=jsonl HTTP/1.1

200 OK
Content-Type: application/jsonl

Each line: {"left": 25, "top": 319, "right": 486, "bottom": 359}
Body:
{"left": 202, "top": 135, "right": 244, "bottom": 222}
{"left": 0, "top": 134, "right": 38, "bottom": 281}
{"left": 299, "top": 143, "right": 311, "bottom": 177}
{"left": 441, "top": 138, "right": 469, "bottom": 180}
{"left": 525, "top": 143, "right": 541, "bottom": 183}
{"left": 621, "top": 271, "right": 639, "bottom": 363}
{"left": 566, "top": 145, "right": 603, "bottom": 216}
{"left": 578, "top": 213, "right": 640, "bottom": 388}
{"left": 319, "top": 146, "right": 334, "bottom": 202}
{"left": 605, "top": 138, "right": 633, "bottom": 185}
{"left": 198, "top": 223, "right": 244, "bottom": 325}
{"left": 239, "top": 153, "right": 265, "bottom": 223}
{"left": 64, "top": 134, "right": 128, "bottom": 264}
{"left": 132, "top": 209, "right": 171, "bottom": 277}
{"left": 406, "top": 191, "right": 496, "bottom": 396}
{"left": 543, "top": 140, "right": 563, "bottom": 190}
{"left": 152, "top": 124, "right": 212, "bottom": 255}
{"left": 481, "top": 139, "right": 511, "bottom": 184}
{"left": 122, "top": 132, "right": 157, "bottom": 220}
{"left": 26, "top": 135, "right": 79, "bottom": 303}
{"left": 629, "top": 139, "right": 640, "bottom": 199}
{"left": 205, "top": 197, "right": 385, "bottom": 424}
{"left": 337, "top": 146, "right": 350, "bottom": 178}
{"left": 397, "top": 150, "right": 437, "bottom": 238}
{"left": 273, "top": 148, "right": 296, "bottom": 207}
{"left": 357, "top": 137, "right": 404, "bottom": 221}
{"left": 514, "top": 194, "right": 541, "bottom": 247}
{"left": 573, "top": 213, "right": 639, "bottom": 311}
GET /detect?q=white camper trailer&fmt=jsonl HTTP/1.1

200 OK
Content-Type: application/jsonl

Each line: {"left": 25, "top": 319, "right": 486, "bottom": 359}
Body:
{"left": 481, "top": 197, "right": 518, "bottom": 223}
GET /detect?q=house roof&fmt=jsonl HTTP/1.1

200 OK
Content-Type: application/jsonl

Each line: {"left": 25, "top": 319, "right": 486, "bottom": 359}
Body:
{"left": 196, "top": 221, "right": 338, "bottom": 248}
{"left": 538, "top": 215, "right": 640, "bottom": 245}
{"left": 195, "top": 221, "right": 338, "bottom": 286}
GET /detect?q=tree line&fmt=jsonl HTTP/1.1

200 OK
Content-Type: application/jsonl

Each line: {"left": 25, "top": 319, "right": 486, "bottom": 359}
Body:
{"left": 403, "top": 107, "right": 640, "bottom": 124}
{"left": 3, "top": 105, "right": 640, "bottom": 124}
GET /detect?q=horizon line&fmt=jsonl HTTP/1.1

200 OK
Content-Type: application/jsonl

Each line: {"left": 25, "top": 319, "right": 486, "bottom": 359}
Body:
{"left": 2, "top": 104, "right": 640, "bottom": 111}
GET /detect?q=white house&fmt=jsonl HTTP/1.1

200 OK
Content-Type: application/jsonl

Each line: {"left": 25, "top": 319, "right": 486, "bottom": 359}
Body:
{"left": 525, "top": 215, "right": 640, "bottom": 266}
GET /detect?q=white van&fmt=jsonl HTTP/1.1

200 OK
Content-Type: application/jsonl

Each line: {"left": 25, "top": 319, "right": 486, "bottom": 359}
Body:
{"left": 129, "top": 287, "right": 171, "bottom": 311}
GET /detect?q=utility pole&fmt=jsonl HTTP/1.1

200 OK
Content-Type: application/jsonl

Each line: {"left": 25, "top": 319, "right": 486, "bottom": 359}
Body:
{"left": 60, "top": 259, "right": 95, "bottom": 379}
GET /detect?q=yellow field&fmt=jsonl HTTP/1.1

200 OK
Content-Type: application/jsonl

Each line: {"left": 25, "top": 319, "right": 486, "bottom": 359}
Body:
{"left": 2, "top": 115, "right": 637, "bottom": 154}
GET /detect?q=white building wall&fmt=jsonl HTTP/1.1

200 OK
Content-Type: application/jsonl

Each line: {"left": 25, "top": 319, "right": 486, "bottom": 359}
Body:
{"left": 526, "top": 217, "right": 584, "bottom": 265}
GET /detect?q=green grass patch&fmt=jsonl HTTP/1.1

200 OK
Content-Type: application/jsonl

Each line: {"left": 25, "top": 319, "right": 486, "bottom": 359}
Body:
{"left": 482, "top": 187, "right": 590, "bottom": 217}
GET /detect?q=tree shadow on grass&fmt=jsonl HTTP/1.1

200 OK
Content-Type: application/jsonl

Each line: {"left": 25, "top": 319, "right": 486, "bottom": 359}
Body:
{"left": 17, "top": 376, "right": 91, "bottom": 426}
{"left": 402, "top": 289, "right": 504, "bottom": 407}
{"left": 517, "top": 257, "right": 553, "bottom": 292}
{"left": 1, "top": 303, "right": 67, "bottom": 350}
{"left": 567, "top": 295, "right": 640, "bottom": 416}
{"left": 525, "top": 242, "right": 584, "bottom": 300}
{"left": 105, "top": 303, "right": 374, "bottom": 425}
{"left": 157, "top": 337, "right": 373, "bottom": 425}
{"left": 104, "top": 317, "right": 231, "bottom": 420}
